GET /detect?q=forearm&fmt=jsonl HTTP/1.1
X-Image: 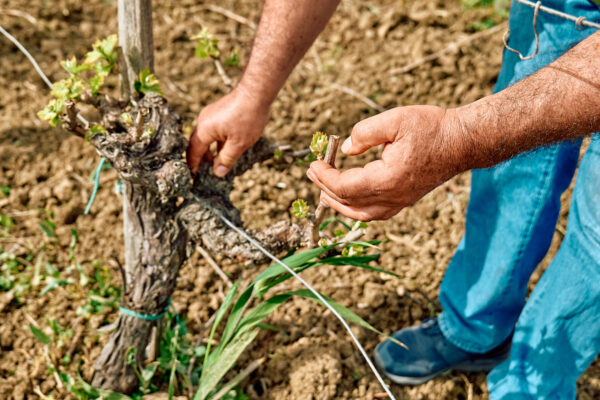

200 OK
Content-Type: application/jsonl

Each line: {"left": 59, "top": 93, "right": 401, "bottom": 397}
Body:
{"left": 455, "top": 31, "right": 600, "bottom": 170}
{"left": 237, "top": 0, "right": 340, "bottom": 108}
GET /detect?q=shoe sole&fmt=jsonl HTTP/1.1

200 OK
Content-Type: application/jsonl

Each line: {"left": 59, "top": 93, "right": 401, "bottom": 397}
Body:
{"left": 373, "top": 347, "right": 509, "bottom": 386}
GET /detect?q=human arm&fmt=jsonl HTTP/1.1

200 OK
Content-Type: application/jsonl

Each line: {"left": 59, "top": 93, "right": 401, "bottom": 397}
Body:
{"left": 187, "top": 0, "right": 340, "bottom": 176}
{"left": 307, "top": 31, "right": 600, "bottom": 221}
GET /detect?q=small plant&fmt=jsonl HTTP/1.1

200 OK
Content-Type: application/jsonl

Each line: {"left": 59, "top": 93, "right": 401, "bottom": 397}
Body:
{"left": 309, "top": 131, "right": 329, "bottom": 160}
{"left": 76, "top": 262, "right": 121, "bottom": 317}
{"left": 193, "top": 28, "right": 220, "bottom": 59}
{"left": 224, "top": 49, "right": 240, "bottom": 67}
{"left": 195, "top": 242, "right": 399, "bottom": 399}
{"left": 291, "top": 199, "right": 309, "bottom": 219}
{"left": 38, "top": 35, "right": 118, "bottom": 127}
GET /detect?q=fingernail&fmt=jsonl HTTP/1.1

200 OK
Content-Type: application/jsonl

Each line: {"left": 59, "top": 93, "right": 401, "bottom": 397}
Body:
{"left": 215, "top": 165, "right": 228, "bottom": 177}
{"left": 341, "top": 137, "right": 352, "bottom": 153}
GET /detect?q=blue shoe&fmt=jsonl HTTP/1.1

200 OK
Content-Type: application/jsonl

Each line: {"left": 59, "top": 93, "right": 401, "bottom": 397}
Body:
{"left": 374, "top": 318, "right": 512, "bottom": 385}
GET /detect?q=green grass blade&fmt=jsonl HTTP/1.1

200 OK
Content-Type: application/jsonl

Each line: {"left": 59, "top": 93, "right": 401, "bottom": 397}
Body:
{"left": 289, "top": 289, "right": 406, "bottom": 348}
{"left": 201, "top": 280, "right": 240, "bottom": 379}
{"left": 194, "top": 329, "right": 259, "bottom": 400}
{"left": 217, "top": 284, "right": 253, "bottom": 352}
{"left": 76, "top": 374, "right": 132, "bottom": 399}
{"left": 319, "top": 217, "right": 352, "bottom": 231}
{"left": 233, "top": 293, "right": 293, "bottom": 336}
{"left": 252, "top": 245, "right": 334, "bottom": 288}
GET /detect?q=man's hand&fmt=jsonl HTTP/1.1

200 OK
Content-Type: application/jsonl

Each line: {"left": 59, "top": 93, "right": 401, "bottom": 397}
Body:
{"left": 307, "top": 106, "right": 468, "bottom": 221}
{"left": 187, "top": 88, "right": 270, "bottom": 177}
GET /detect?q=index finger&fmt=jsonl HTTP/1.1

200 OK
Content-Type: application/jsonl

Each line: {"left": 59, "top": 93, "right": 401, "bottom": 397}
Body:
{"left": 187, "top": 126, "right": 211, "bottom": 175}
{"left": 307, "top": 160, "right": 388, "bottom": 206}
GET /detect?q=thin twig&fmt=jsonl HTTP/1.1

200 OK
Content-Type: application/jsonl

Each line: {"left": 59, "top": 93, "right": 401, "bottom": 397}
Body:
{"left": 197, "top": 245, "right": 233, "bottom": 287}
{"left": 211, "top": 358, "right": 266, "bottom": 400}
{"left": 388, "top": 23, "right": 506, "bottom": 76}
{"left": 33, "top": 386, "right": 52, "bottom": 400}
{"left": 204, "top": 4, "right": 257, "bottom": 30}
{"left": 0, "top": 9, "right": 37, "bottom": 25}
{"left": 213, "top": 58, "right": 233, "bottom": 89}
{"left": 310, "top": 136, "right": 340, "bottom": 247}
{"left": 330, "top": 83, "right": 385, "bottom": 113}
{"left": 458, "top": 372, "right": 474, "bottom": 400}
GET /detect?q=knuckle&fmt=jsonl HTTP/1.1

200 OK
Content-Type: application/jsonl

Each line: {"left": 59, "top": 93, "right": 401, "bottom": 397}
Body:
{"left": 351, "top": 122, "right": 368, "bottom": 141}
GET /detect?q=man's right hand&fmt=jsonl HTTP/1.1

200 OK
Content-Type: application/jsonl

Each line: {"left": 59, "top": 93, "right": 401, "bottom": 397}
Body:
{"left": 187, "top": 87, "right": 270, "bottom": 177}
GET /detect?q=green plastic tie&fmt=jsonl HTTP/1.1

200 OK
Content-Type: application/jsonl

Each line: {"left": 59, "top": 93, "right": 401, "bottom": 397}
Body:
{"left": 119, "top": 298, "right": 171, "bottom": 321}
{"left": 84, "top": 157, "right": 106, "bottom": 215}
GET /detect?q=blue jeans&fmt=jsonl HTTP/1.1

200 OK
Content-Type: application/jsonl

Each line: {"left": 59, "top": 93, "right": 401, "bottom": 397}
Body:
{"left": 437, "top": 1, "right": 600, "bottom": 398}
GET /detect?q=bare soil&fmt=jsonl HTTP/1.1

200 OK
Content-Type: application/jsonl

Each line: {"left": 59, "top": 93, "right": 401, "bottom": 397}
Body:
{"left": 1, "top": 0, "right": 598, "bottom": 399}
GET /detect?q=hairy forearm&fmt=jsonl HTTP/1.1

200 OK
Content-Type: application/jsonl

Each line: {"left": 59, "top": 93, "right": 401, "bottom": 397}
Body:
{"left": 455, "top": 31, "right": 600, "bottom": 170}
{"left": 237, "top": 0, "right": 340, "bottom": 108}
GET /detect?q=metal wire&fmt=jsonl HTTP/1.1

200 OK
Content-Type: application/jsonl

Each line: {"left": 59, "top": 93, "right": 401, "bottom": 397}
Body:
{"left": 194, "top": 196, "right": 397, "bottom": 400}
{"left": 513, "top": 0, "right": 600, "bottom": 29}
{"left": 0, "top": 24, "right": 88, "bottom": 126}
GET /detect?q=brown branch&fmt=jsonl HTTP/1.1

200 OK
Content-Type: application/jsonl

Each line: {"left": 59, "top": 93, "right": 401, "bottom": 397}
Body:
{"left": 197, "top": 245, "right": 233, "bottom": 287}
{"left": 204, "top": 4, "right": 257, "bottom": 30}
{"left": 330, "top": 83, "right": 385, "bottom": 113}
{"left": 61, "top": 100, "right": 87, "bottom": 138}
{"left": 213, "top": 58, "right": 233, "bottom": 89}
{"left": 309, "top": 135, "right": 340, "bottom": 247}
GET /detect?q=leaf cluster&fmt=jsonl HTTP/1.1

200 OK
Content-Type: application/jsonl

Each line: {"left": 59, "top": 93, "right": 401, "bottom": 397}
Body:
{"left": 193, "top": 28, "right": 220, "bottom": 59}
{"left": 38, "top": 35, "right": 118, "bottom": 127}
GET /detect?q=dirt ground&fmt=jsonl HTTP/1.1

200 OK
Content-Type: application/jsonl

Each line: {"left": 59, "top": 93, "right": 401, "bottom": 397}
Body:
{"left": 1, "top": 0, "right": 599, "bottom": 399}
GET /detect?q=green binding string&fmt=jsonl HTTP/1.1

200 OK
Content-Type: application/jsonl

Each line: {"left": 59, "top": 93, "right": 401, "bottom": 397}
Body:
{"left": 84, "top": 157, "right": 106, "bottom": 215}
{"left": 119, "top": 298, "right": 171, "bottom": 321}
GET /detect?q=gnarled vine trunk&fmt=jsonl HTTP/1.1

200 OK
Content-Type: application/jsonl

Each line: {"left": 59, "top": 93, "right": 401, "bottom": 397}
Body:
{"left": 70, "top": 1, "right": 309, "bottom": 392}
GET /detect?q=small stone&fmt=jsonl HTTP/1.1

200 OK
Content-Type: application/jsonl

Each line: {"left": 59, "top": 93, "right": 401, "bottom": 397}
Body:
{"left": 363, "top": 282, "right": 385, "bottom": 308}
{"left": 53, "top": 178, "right": 75, "bottom": 203}
{"left": 396, "top": 285, "right": 406, "bottom": 297}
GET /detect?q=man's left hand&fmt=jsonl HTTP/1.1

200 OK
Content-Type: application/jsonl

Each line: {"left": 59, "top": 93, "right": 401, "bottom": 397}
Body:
{"left": 307, "top": 105, "right": 470, "bottom": 221}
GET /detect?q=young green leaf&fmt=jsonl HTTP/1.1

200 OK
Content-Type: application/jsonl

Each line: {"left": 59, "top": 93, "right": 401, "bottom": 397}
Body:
{"left": 29, "top": 324, "right": 52, "bottom": 345}
{"left": 38, "top": 99, "right": 65, "bottom": 127}
{"left": 87, "top": 125, "right": 107, "bottom": 140}
{"left": 225, "top": 49, "right": 240, "bottom": 67}
{"left": 291, "top": 199, "right": 309, "bottom": 219}
{"left": 193, "top": 28, "right": 220, "bottom": 59}
{"left": 61, "top": 56, "right": 91, "bottom": 76}
{"left": 310, "top": 131, "right": 329, "bottom": 160}
{"left": 134, "top": 69, "right": 163, "bottom": 96}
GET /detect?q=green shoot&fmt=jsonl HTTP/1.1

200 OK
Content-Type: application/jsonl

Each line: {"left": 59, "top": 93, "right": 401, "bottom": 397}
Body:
{"left": 193, "top": 28, "right": 220, "bottom": 59}
{"left": 291, "top": 199, "right": 309, "bottom": 219}
{"left": 224, "top": 49, "right": 240, "bottom": 67}
{"left": 38, "top": 99, "right": 65, "bottom": 127}
{"left": 38, "top": 34, "right": 118, "bottom": 126}
{"left": 310, "top": 131, "right": 329, "bottom": 160}
{"left": 133, "top": 69, "right": 163, "bottom": 96}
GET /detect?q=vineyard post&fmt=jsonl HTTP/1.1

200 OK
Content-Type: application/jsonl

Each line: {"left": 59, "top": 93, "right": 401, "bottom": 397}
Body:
{"left": 118, "top": 0, "right": 154, "bottom": 283}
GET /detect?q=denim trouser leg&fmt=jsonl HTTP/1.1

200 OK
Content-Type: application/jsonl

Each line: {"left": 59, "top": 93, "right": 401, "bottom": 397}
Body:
{"left": 487, "top": 135, "right": 600, "bottom": 400}
{"left": 437, "top": 0, "right": 600, "bottom": 354}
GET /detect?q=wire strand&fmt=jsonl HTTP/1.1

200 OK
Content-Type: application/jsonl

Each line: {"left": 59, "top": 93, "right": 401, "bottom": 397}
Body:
{"left": 194, "top": 196, "right": 397, "bottom": 400}
{"left": 513, "top": 0, "right": 600, "bottom": 29}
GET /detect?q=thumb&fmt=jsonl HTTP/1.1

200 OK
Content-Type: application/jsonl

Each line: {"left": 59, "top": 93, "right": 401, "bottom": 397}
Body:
{"left": 213, "top": 140, "right": 245, "bottom": 178}
{"left": 341, "top": 110, "right": 398, "bottom": 155}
